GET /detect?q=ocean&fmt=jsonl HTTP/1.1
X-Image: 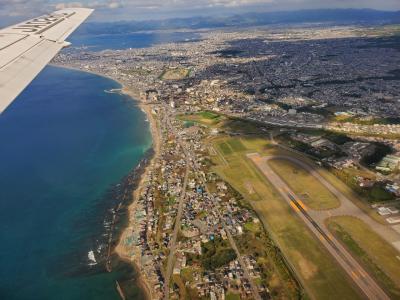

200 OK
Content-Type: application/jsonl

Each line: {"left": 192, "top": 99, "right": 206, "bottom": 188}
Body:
{"left": 69, "top": 31, "right": 201, "bottom": 51}
{"left": 0, "top": 66, "right": 152, "bottom": 299}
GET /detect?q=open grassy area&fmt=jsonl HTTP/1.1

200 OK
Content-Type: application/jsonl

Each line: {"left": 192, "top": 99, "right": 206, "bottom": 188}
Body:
{"left": 178, "top": 112, "right": 272, "bottom": 136}
{"left": 201, "top": 237, "right": 237, "bottom": 270}
{"left": 222, "top": 118, "right": 268, "bottom": 134}
{"left": 217, "top": 139, "right": 247, "bottom": 156}
{"left": 218, "top": 142, "right": 233, "bottom": 155}
{"left": 178, "top": 111, "right": 224, "bottom": 126}
{"left": 268, "top": 158, "right": 340, "bottom": 210}
{"left": 198, "top": 111, "right": 220, "bottom": 119}
{"left": 160, "top": 68, "right": 190, "bottom": 80}
{"left": 227, "top": 139, "right": 247, "bottom": 152}
{"left": 226, "top": 292, "right": 241, "bottom": 300}
{"left": 208, "top": 136, "right": 361, "bottom": 300}
{"left": 326, "top": 216, "right": 400, "bottom": 298}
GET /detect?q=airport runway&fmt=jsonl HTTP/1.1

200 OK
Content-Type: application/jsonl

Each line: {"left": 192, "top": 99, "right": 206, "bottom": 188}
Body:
{"left": 271, "top": 155, "right": 400, "bottom": 251}
{"left": 247, "top": 153, "right": 390, "bottom": 300}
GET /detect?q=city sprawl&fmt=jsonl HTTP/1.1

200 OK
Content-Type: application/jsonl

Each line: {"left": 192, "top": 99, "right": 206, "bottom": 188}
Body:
{"left": 55, "top": 25, "right": 400, "bottom": 300}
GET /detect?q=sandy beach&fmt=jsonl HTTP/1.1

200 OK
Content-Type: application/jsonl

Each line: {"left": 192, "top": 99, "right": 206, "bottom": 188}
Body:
{"left": 114, "top": 87, "right": 161, "bottom": 300}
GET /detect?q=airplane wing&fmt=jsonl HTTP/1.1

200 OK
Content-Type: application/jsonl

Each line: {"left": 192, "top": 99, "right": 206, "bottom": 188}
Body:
{"left": 0, "top": 8, "right": 93, "bottom": 113}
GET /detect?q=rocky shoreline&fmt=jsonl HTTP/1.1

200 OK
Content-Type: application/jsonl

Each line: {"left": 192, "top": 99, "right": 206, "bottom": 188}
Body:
{"left": 114, "top": 87, "right": 161, "bottom": 300}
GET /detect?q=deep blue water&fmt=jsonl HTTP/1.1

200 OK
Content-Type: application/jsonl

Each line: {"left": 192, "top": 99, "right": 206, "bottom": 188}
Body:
{"left": 69, "top": 31, "right": 201, "bottom": 51}
{"left": 0, "top": 66, "right": 151, "bottom": 299}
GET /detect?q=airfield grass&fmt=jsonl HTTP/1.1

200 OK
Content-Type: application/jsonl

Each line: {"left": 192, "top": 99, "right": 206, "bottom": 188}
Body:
{"left": 219, "top": 142, "right": 233, "bottom": 155}
{"left": 327, "top": 216, "right": 400, "bottom": 299}
{"left": 209, "top": 135, "right": 361, "bottom": 300}
{"left": 268, "top": 159, "right": 340, "bottom": 210}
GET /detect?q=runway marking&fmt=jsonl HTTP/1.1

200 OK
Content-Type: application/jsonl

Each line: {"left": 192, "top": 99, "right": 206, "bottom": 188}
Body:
{"left": 297, "top": 200, "right": 307, "bottom": 211}
{"left": 351, "top": 271, "right": 359, "bottom": 280}
{"left": 290, "top": 201, "right": 300, "bottom": 212}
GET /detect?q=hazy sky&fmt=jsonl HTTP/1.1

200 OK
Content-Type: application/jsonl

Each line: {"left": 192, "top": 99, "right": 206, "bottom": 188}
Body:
{"left": 1, "top": 0, "right": 400, "bottom": 25}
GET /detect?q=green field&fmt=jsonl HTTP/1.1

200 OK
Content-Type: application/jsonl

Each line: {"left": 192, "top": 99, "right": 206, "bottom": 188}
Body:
{"left": 198, "top": 111, "right": 220, "bottom": 119}
{"left": 178, "top": 111, "right": 223, "bottom": 126}
{"left": 327, "top": 216, "right": 400, "bottom": 298}
{"left": 226, "top": 292, "right": 241, "bottom": 300}
{"left": 201, "top": 237, "right": 237, "bottom": 270}
{"left": 209, "top": 136, "right": 361, "bottom": 299}
{"left": 268, "top": 158, "right": 340, "bottom": 210}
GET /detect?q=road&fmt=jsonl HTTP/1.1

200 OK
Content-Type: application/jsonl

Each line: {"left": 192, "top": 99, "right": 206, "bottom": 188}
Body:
{"left": 170, "top": 119, "right": 262, "bottom": 300}
{"left": 163, "top": 112, "right": 191, "bottom": 300}
{"left": 247, "top": 153, "right": 391, "bottom": 300}
{"left": 199, "top": 168, "right": 262, "bottom": 300}
{"left": 223, "top": 222, "right": 262, "bottom": 300}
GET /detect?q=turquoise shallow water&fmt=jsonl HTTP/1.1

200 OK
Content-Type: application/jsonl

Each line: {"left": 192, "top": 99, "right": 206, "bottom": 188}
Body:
{"left": 0, "top": 66, "right": 151, "bottom": 299}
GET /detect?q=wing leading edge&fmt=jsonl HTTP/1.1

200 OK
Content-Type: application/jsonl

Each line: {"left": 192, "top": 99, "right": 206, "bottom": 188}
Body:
{"left": 0, "top": 8, "right": 93, "bottom": 113}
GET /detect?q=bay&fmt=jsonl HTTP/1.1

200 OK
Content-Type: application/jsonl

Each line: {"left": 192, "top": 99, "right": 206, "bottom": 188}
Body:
{"left": 69, "top": 31, "right": 201, "bottom": 51}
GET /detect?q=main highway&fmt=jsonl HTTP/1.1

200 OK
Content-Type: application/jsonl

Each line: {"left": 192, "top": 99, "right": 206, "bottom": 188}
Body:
{"left": 163, "top": 110, "right": 191, "bottom": 300}
{"left": 247, "top": 153, "right": 390, "bottom": 300}
{"left": 164, "top": 106, "right": 262, "bottom": 300}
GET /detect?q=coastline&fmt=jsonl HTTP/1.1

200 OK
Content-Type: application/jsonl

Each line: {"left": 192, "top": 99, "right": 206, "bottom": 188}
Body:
{"left": 115, "top": 87, "right": 160, "bottom": 300}
{"left": 53, "top": 63, "right": 160, "bottom": 300}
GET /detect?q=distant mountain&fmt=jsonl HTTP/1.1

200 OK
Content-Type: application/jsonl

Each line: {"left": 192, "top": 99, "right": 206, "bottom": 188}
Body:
{"left": 76, "top": 9, "right": 400, "bottom": 35}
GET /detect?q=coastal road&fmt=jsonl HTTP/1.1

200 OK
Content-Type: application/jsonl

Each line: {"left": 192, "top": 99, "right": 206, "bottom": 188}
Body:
{"left": 247, "top": 153, "right": 390, "bottom": 300}
{"left": 163, "top": 112, "right": 191, "bottom": 300}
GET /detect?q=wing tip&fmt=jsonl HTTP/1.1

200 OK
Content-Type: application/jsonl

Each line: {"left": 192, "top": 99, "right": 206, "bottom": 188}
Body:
{"left": 56, "top": 7, "right": 94, "bottom": 16}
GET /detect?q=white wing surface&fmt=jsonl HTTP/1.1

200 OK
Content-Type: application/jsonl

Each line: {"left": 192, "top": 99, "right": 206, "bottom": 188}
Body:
{"left": 0, "top": 8, "right": 93, "bottom": 113}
